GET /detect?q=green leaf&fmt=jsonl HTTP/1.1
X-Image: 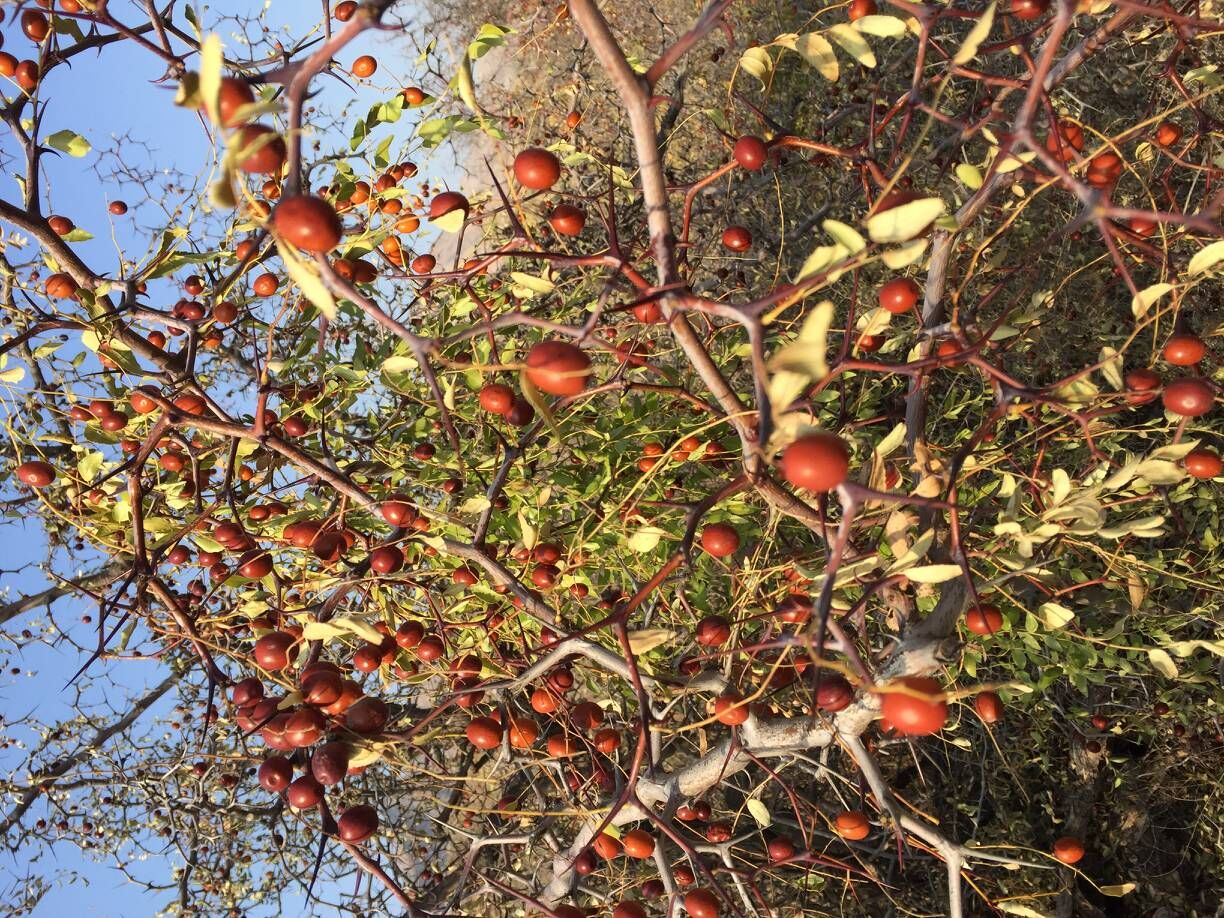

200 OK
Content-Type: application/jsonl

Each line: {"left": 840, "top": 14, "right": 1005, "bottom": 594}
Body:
{"left": 953, "top": 1, "right": 996, "bottom": 64}
{"left": 628, "top": 525, "right": 667, "bottom": 553}
{"left": 45, "top": 130, "right": 92, "bottom": 158}
{"left": 795, "top": 33, "right": 838, "bottom": 81}
{"left": 468, "top": 23, "right": 512, "bottom": 59}
{"left": 821, "top": 219, "right": 866, "bottom": 254}
{"left": 828, "top": 24, "right": 877, "bottom": 68}
{"left": 866, "top": 197, "right": 945, "bottom": 243}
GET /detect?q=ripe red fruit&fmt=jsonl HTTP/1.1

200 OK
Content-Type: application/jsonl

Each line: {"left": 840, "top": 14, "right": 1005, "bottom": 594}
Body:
{"left": 975, "top": 691, "right": 1003, "bottom": 724}
{"left": 848, "top": 0, "right": 877, "bottom": 19}
{"left": 416, "top": 635, "right": 445, "bottom": 661}
{"left": 301, "top": 670, "right": 343, "bottom": 707}
{"left": 570, "top": 701, "right": 604, "bottom": 731}
{"left": 612, "top": 902, "right": 646, "bottom": 918}
{"left": 593, "top": 728, "right": 620, "bottom": 753}
{"left": 1124, "top": 367, "right": 1161, "bottom": 405}
{"left": 1163, "top": 333, "right": 1206, "bottom": 366}
{"left": 879, "top": 676, "right": 947, "bottom": 736}
{"left": 714, "top": 692, "right": 749, "bottom": 726}
{"left": 695, "top": 615, "right": 731, "bottom": 646}
{"left": 258, "top": 757, "right": 293, "bottom": 792}
{"left": 525, "top": 340, "right": 591, "bottom": 396}
{"left": 507, "top": 715, "right": 539, "bottom": 748}
{"left": 548, "top": 203, "right": 586, "bottom": 236}
{"left": 344, "top": 697, "right": 388, "bottom": 734}
{"left": 466, "top": 716, "right": 503, "bottom": 750}
{"left": 835, "top": 810, "right": 870, "bottom": 840}
{"left": 369, "top": 545, "right": 404, "bottom": 574}
{"left": 273, "top": 195, "right": 343, "bottom": 253}
{"left": 351, "top": 643, "right": 383, "bottom": 673}
{"left": 815, "top": 674, "right": 854, "bottom": 712}
{"left": 530, "top": 687, "right": 558, "bottom": 714}
{"left": 1010, "top": 0, "right": 1049, "bottom": 19}
{"left": 337, "top": 804, "right": 378, "bottom": 842}
{"left": 236, "top": 125, "right": 286, "bottom": 174}
{"left": 109, "top": 200, "right": 128, "bottom": 215}
{"left": 286, "top": 775, "right": 324, "bottom": 809}
{"left": 879, "top": 277, "right": 921, "bottom": 314}
{"left": 14, "top": 60, "right": 39, "bottom": 91}
{"left": 253, "top": 273, "right": 279, "bottom": 296}
{"left": 733, "top": 135, "right": 768, "bottom": 170}
{"left": 479, "top": 383, "right": 514, "bottom": 414}
{"left": 1154, "top": 121, "right": 1182, "bottom": 147}
{"left": 1185, "top": 448, "right": 1222, "bottom": 479}
{"left": 721, "top": 224, "right": 752, "bottom": 251}
{"left": 964, "top": 603, "right": 1004, "bottom": 636}
{"left": 514, "top": 148, "right": 561, "bottom": 190}
{"left": 622, "top": 828, "right": 655, "bottom": 859}
{"left": 1162, "top": 377, "right": 1214, "bottom": 417}
{"left": 351, "top": 55, "right": 377, "bottom": 78}
{"left": 253, "top": 631, "right": 297, "bottom": 671}
{"left": 701, "top": 523, "right": 740, "bottom": 558}
{"left": 1053, "top": 836, "right": 1085, "bottom": 865}
{"left": 402, "top": 85, "right": 425, "bottom": 104}
{"left": 684, "top": 889, "right": 720, "bottom": 918}
{"left": 429, "top": 191, "right": 469, "bottom": 221}
{"left": 780, "top": 432, "right": 850, "bottom": 492}
{"left": 767, "top": 836, "right": 796, "bottom": 861}
{"left": 410, "top": 253, "right": 436, "bottom": 275}
{"left": 395, "top": 621, "right": 424, "bottom": 649}
{"left": 311, "top": 742, "right": 351, "bottom": 786}
{"left": 45, "top": 273, "right": 76, "bottom": 299}
{"left": 546, "top": 734, "right": 580, "bottom": 758}
{"left": 22, "top": 10, "right": 50, "bottom": 42}
{"left": 47, "top": 215, "right": 74, "bottom": 236}
{"left": 210, "top": 77, "right": 255, "bottom": 128}
{"left": 380, "top": 496, "right": 416, "bottom": 526}
{"left": 16, "top": 461, "right": 55, "bottom": 487}
{"left": 238, "top": 549, "right": 273, "bottom": 579}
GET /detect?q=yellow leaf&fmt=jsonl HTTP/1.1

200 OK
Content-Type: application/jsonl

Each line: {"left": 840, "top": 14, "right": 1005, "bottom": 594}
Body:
{"left": 1098, "top": 883, "right": 1136, "bottom": 898}
{"left": 517, "top": 509, "right": 537, "bottom": 550}
{"left": 509, "top": 271, "right": 555, "bottom": 297}
{"left": 1098, "top": 346, "right": 1123, "bottom": 390}
{"left": 1147, "top": 648, "right": 1178, "bottom": 679}
{"left": 747, "top": 797, "right": 772, "bottom": 828}
{"left": 866, "top": 197, "right": 945, "bottom": 243}
{"left": 794, "top": 243, "right": 849, "bottom": 283}
{"left": 953, "top": 1, "right": 996, "bottom": 64}
{"left": 431, "top": 207, "right": 467, "bottom": 233}
{"left": 995, "top": 151, "right": 1038, "bottom": 173}
{"left": 795, "top": 33, "right": 838, "bottom": 81}
{"left": 828, "top": 23, "right": 877, "bottom": 68}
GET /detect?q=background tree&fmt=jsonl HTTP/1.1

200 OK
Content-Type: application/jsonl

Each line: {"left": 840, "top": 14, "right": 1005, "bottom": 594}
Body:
{"left": 0, "top": 0, "right": 1221, "bottom": 916}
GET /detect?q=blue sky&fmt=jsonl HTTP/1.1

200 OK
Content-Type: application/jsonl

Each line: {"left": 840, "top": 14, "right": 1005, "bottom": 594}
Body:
{"left": 0, "top": 2, "right": 446, "bottom": 913}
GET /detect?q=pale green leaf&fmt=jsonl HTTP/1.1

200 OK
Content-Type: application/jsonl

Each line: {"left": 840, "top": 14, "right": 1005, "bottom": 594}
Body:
{"left": 822, "top": 219, "right": 866, "bottom": 254}
{"left": 902, "top": 563, "right": 962, "bottom": 584}
{"left": 866, "top": 197, "right": 945, "bottom": 243}
{"left": 0, "top": 367, "right": 25, "bottom": 384}
{"left": 1035, "top": 602, "right": 1074, "bottom": 629}
{"left": 747, "top": 797, "right": 773, "bottom": 828}
{"left": 739, "top": 46, "right": 774, "bottom": 85}
{"left": 956, "top": 163, "right": 983, "bottom": 190}
{"left": 45, "top": 130, "right": 92, "bottom": 158}
{"left": 880, "top": 238, "right": 928, "bottom": 268}
{"left": 509, "top": 272, "right": 555, "bottom": 297}
{"left": 953, "top": 2, "right": 996, "bottom": 65}
{"left": 794, "top": 243, "right": 848, "bottom": 283}
{"left": 1131, "top": 282, "right": 1173, "bottom": 318}
{"left": 628, "top": 525, "right": 667, "bottom": 553}
{"left": 1098, "top": 884, "right": 1136, "bottom": 898}
{"left": 1147, "top": 648, "right": 1178, "bottom": 679}
{"left": 795, "top": 33, "right": 838, "bottom": 81}
{"left": 1099, "top": 346, "right": 1123, "bottom": 390}
{"left": 518, "top": 509, "right": 537, "bottom": 549}
{"left": 277, "top": 240, "right": 336, "bottom": 320}
{"left": 828, "top": 23, "right": 877, "bottom": 68}
{"left": 198, "top": 34, "right": 224, "bottom": 128}
{"left": 853, "top": 15, "right": 907, "bottom": 37}
{"left": 1187, "top": 239, "right": 1224, "bottom": 275}
{"left": 995, "top": 151, "right": 1037, "bottom": 173}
